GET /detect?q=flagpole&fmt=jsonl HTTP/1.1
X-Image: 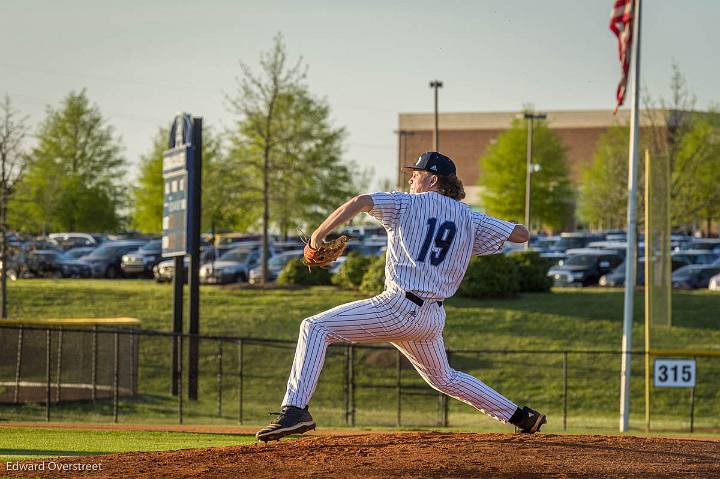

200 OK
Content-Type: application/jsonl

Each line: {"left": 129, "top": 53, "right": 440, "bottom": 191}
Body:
{"left": 619, "top": 0, "right": 642, "bottom": 433}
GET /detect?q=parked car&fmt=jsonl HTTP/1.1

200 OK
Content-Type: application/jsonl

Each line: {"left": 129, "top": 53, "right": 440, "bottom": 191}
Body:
{"left": 709, "top": 272, "right": 720, "bottom": 291}
{"left": 248, "top": 250, "right": 305, "bottom": 284}
{"left": 547, "top": 232, "right": 603, "bottom": 253}
{"left": 671, "top": 265, "right": 720, "bottom": 289}
{"left": 25, "top": 249, "right": 92, "bottom": 278}
{"left": 121, "top": 239, "right": 162, "bottom": 278}
{"left": 598, "top": 258, "right": 690, "bottom": 287}
{"left": 152, "top": 248, "right": 222, "bottom": 283}
{"left": 343, "top": 241, "right": 385, "bottom": 257}
{"left": 547, "top": 249, "right": 623, "bottom": 287}
{"left": 81, "top": 240, "right": 147, "bottom": 278}
{"left": 63, "top": 246, "right": 96, "bottom": 259}
{"left": 0, "top": 253, "right": 24, "bottom": 281}
{"left": 154, "top": 257, "right": 188, "bottom": 283}
{"left": 199, "top": 247, "right": 270, "bottom": 284}
{"left": 340, "top": 224, "right": 387, "bottom": 241}
{"left": 529, "top": 235, "right": 560, "bottom": 254}
{"left": 683, "top": 238, "right": 720, "bottom": 252}
{"left": 671, "top": 250, "right": 718, "bottom": 266}
{"left": 539, "top": 251, "right": 567, "bottom": 267}
{"left": 48, "top": 232, "right": 101, "bottom": 250}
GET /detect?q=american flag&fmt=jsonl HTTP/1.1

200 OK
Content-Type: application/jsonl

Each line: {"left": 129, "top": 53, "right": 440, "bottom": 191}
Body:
{"left": 609, "top": 0, "right": 634, "bottom": 112}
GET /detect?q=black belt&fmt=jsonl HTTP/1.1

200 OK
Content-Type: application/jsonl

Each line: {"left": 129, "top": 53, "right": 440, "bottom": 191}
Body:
{"left": 405, "top": 291, "right": 443, "bottom": 307}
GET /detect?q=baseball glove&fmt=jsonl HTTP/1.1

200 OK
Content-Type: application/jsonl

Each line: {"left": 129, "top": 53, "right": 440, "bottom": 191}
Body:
{"left": 303, "top": 235, "right": 350, "bottom": 269}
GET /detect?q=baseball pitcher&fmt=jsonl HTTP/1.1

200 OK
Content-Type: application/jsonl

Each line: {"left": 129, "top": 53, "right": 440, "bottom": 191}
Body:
{"left": 257, "top": 151, "right": 546, "bottom": 441}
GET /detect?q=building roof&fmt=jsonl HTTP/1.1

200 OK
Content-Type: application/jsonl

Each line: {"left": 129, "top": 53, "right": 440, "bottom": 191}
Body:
{"left": 398, "top": 109, "right": 661, "bottom": 131}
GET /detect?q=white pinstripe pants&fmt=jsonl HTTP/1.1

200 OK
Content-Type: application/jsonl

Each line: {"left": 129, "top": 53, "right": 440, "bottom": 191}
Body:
{"left": 282, "top": 289, "right": 519, "bottom": 423}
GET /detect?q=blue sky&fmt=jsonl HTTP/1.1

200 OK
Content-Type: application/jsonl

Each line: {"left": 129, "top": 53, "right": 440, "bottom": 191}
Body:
{"left": 1, "top": 0, "right": 717, "bottom": 188}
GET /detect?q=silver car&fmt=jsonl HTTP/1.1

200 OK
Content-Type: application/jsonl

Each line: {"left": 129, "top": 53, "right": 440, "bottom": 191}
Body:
{"left": 248, "top": 250, "right": 304, "bottom": 284}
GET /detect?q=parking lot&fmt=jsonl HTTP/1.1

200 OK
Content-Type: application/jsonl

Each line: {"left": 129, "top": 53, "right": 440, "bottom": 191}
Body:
{"left": 3, "top": 228, "right": 720, "bottom": 291}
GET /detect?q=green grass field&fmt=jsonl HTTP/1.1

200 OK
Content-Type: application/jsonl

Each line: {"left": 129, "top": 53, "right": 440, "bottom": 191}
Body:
{"left": 0, "top": 427, "right": 255, "bottom": 462}
{"left": 1, "top": 280, "right": 719, "bottom": 433}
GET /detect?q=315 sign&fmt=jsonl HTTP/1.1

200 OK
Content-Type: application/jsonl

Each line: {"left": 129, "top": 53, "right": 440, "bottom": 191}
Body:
{"left": 654, "top": 359, "right": 696, "bottom": 388}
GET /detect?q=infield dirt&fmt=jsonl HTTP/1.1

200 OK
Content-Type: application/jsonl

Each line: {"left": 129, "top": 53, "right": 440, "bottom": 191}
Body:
{"left": 6, "top": 431, "right": 720, "bottom": 478}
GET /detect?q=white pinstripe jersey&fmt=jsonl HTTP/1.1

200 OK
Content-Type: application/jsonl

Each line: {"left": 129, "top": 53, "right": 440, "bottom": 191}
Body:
{"left": 369, "top": 191, "right": 515, "bottom": 300}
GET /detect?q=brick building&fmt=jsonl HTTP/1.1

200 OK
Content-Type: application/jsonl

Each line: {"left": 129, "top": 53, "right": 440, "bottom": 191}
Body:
{"left": 396, "top": 109, "right": 651, "bottom": 206}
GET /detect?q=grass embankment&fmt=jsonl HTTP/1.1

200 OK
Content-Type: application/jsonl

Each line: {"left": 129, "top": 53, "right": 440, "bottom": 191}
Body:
{"left": 0, "top": 427, "right": 255, "bottom": 462}
{"left": 1, "top": 280, "right": 719, "bottom": 433}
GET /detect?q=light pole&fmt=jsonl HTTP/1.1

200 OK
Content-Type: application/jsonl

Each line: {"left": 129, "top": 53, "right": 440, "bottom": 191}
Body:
{"left": 429, "top": 80, "right": 443, "bottom": 151}
{"left": 394, "top": 130, "right": 416, "bottom": 191}
{"left": 524, "top": 112, "right": 546, "bottom": 247}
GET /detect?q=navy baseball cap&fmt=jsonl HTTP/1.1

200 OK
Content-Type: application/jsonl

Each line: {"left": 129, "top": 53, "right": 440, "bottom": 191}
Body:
{"left": 405, "top": 151, "right": 456, "bottom": 176}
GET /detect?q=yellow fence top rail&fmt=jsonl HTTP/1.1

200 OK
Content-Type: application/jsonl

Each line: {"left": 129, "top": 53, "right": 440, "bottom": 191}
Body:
{"left": 0, "top": 318, "right": 141, "bottom": 327}
{"left": 651, "top": 349, "right": 720, "bottom": 359}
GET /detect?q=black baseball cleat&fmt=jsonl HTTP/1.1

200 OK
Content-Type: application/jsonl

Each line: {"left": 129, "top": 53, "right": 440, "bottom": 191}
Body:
{"left": 256, "top": 405, "right": 316, "bottom": 442}
{"left": 509, "top": 406, "right": 546, "bottom": 434}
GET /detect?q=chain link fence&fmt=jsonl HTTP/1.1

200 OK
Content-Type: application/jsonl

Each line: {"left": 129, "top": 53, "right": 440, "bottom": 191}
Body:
{"left": 1, "top": 325, "right": 718, "bottom": 432}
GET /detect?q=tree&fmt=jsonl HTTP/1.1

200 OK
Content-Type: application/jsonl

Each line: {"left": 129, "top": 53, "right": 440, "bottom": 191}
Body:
{"left": 228, "top": 34, "right": 356, "bottom": 282}
{"left": 10, "top": 90, "right": 126, "bottom": 233}
{"left": 643, "top": 64, "right": 720, "bottom": 232}
{"left": 131, "top": 126, "right": 229, "bottom": 235}
{"left": 478, "top": 116, "right": 574, "bottom": 232}
{"left": 576, "top": 125, "right": 631, "bottom": 229}
{"left": 131, "top": 128, "right": 166, "bottom": 234}
{"left": 0, "top": 95, "right": 29, "bottom": 318}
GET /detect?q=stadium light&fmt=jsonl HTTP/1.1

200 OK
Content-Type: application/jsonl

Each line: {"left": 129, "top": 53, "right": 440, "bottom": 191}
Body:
{"left": 429, "top": 80, "right": 443, "bottom": 151}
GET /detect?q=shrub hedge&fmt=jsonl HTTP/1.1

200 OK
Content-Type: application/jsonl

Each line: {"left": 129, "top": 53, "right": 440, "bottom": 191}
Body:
{"left": 508, "top": 250, "right": 553, "bottom": 293}
{"left": 457, "top": 254, "right": 521, "bottom": 298}
{"left": 331, "top": 253, "right": 374, "bottom": 290}
{"left": 359, "top": 254, "right": 386, "bottom": 295}
{"left": 277, "top": 258, "right": 332, "bottom": 286}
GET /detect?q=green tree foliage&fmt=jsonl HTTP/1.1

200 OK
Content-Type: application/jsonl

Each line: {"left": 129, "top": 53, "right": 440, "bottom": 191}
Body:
{"left": 579, "top": 65, "right": 720, "bottom": 232}
{"left": 645, "top": 64, "right": 720, "bottom": 230}
{"left": 130, "top": 127, "right": 229, "bottom": 234}
{"left": 10, "top": 90, "right": 126, "bottom": 233}
{"left": 478, "top": 117, "right": 574, "bottom": 231}
{"left": 227, "top": 33, "right": 358, "bottom": 239}
{"left": 576, "top": 125, "right": 630, "bottom": 229}
{"left": 131, "top": 128, "right": 166, "bottom": 234}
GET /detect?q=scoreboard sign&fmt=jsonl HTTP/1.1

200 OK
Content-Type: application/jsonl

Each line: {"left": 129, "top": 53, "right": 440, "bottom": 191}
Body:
{"left": 653, "top": 358, "right": 696, "bottom": 388}
{"left": 162, "top": 145, "right": 191, "bottom": 257}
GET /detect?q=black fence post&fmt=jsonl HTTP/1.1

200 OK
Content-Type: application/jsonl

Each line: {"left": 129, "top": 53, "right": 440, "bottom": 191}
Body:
{"left": 55, "top": 328, "right": 63, "bottom": 404}
{"left": 217, "top": 341, "right": 223, "bottom": 417}
{"left": 238, "top": 339, "right": 244, "bottom": 424}
{"left": 349, "top": 344, "right": 355, "bottom": 427}
{"left": 396, "top": 349, "right": 401, "bottom": 428}
{"left": 113, "top": 331, "right": 119, "bottom": 423}
{"left": 178, "top": 334, "right": 183, "bottom": 424}
{"left": 14, "top": 325, "right": 23, "bottom": 404}
{"left": 187, "top": 116, "right": 203, "bottom": 402}
{"left": 130, "top": 329, "right": 138, "bottom": 396}
{"left": 171, "top": 256, "right": 184, "bottom": 396}
{"left": 690, "top": 356, "right": 696, "bottom": 433}
{"left": 45, "top": 329, "right": 51, "bottom": 422}
{"left": 343, "top": 345, "right": 349, "bottom": 426}
{"left": 563, "top": 351, "right": 568, "bottom": 432}
{"left": 91, "top": 325, "right": 97, "bottom": 403}
{"left": 439, "top": 351, "right": 450, "bottom": 428}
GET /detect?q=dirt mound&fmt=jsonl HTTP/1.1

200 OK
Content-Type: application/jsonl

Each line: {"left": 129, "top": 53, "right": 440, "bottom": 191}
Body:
{"left": 7, "top": 432, "right": 720, "bottom": 478}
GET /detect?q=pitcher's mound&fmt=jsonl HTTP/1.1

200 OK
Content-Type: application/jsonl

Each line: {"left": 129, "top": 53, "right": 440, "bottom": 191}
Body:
{"left": 9, "top": 432, "right": 720, "bottom": 478}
